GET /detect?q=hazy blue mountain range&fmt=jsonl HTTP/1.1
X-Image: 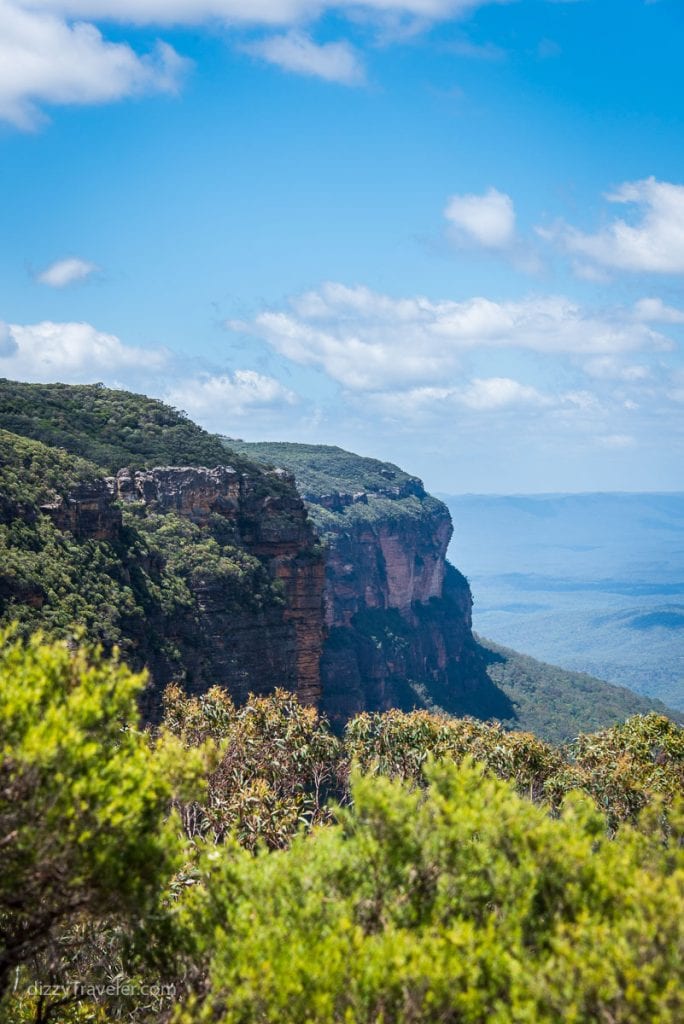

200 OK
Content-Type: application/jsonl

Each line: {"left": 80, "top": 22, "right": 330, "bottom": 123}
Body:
{"left": 440, "top": 493, "right": 684, "bottom": 711}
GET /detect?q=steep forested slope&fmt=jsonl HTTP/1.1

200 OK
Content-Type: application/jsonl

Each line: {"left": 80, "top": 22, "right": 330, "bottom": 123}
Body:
{"left": 477, "top": 636, "right": 681, "bottom": 744}
{"left": 0, "top": 388, "right": 326, "bottom": 716}
{"left": 0, "top": 378, "right": 256, "bottom": 473}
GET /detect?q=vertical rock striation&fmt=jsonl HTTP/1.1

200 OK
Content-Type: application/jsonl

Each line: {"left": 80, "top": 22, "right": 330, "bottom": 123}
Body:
{"left": 106, "top": 465, "right": 326, "bottom": 709}
{"left": 225, "top": 441, "right": 515, "bottom": 728}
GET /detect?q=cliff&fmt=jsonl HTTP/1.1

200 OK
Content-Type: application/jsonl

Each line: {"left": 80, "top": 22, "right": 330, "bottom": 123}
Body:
{"left": 226, "top": 442, "right": 515, "bottom": 727}
{"left": 2, "top": 382, "right": 679, "bottom": 743}
{"left": 0, "top": 421, "right": 325, "bottom": 716}
{"left": 108, "top": 464, "right": 325, "bottom": 707}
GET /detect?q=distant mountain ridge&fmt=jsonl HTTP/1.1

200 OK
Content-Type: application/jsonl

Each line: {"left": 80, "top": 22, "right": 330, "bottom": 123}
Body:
{"left": 440, "top": 491, "right": 684, "bottom": 710}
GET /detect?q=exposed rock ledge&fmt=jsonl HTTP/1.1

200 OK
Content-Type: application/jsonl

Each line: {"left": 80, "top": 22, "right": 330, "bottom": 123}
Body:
{"left": 42, "top": 464, "right": 326, "bottom": 709}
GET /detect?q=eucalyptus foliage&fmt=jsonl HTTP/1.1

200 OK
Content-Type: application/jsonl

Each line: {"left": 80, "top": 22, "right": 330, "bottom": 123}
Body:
{"left": 1, "top": 634, "right": 682, "bottom": 1023}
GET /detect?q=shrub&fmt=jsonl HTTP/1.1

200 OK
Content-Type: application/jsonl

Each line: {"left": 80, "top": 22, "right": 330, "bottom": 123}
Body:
{"left": 164, "top": 685, "right": 342, "bottom": 849}
{"left": 178, "top": 760, "right": 684, "bottom": 1023}
{"left": 0, "top": 630, "right": 203, "bottom": 1015}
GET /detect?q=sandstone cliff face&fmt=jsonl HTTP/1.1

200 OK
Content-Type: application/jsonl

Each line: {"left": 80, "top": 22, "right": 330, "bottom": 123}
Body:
{"left": 106, "top": 465, "right": 325, "bottom": 707}
{"left": 29, "top": 463, "right": 324, "bottom": 713}
{"left": 322, "top": 497, "right": 452, "bottom": 626}
{"left": 4, "top": 417, "right": 508, "bottom": 725}
{"left": 226, "top": 441, "right": 514, "bottom": 728}
{"left": 40, "top": 477, "right": 122, "bottom": 541}
{"left": 313, "top": 494, "right": 480, "bottom": 726}
{"left": 319, "top": 505, "right": 514, "bottom": 727}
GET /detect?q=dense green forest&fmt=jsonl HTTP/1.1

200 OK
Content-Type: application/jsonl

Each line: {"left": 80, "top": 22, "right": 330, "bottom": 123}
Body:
{"left": 1, "top": 633, "right": 682, "bottom": 1023}
{"left": 0, "top": 379, "right": 256, "bottom": 474}
{"left": 476, "top": 636, "right": 682, "bottom": 744}
{"left": 0, "top": 428, "right": 282, "bottom": 683}
{"left": 226, "top": 438, "right": 447, "bottom": 536}
{"left": 225, "top": 440, "right": 421, "bottom": 496}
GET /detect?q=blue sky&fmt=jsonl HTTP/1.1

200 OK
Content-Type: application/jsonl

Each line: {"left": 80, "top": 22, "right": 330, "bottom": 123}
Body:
{"left": 1, "top": 0, "right": 684, "bottom": 493}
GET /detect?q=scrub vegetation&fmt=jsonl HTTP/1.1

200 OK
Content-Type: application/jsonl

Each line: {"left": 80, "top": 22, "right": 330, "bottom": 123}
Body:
{"left": 1, "top": 633, "right": 682, "bottom": 1023}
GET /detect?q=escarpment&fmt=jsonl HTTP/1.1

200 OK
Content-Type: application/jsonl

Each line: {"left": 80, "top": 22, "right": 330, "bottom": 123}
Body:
{"left": 4, "top": 384, "right": 678, "bottom": 742}
{"left": 227, "top": 441, "right": 515, "bottom": 727}
{"left": 0, "top": 380, "right": 509, "bottom": 727}
{"left": 107, "top": 464, "right": 326, "bottom": 708}
{"left": 0, "top": 423, "right": 325, "bottom": 716}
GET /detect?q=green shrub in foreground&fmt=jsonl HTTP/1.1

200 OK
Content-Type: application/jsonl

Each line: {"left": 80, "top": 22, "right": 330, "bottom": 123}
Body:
{"left": 179, "top": 761, "right": 684, "bottom": 1024}
{"left": 0, "top": 630, "right": 204, "bottom": 1012}
{"left": 0, "top": 633, "right": 682, "bottom": 1023}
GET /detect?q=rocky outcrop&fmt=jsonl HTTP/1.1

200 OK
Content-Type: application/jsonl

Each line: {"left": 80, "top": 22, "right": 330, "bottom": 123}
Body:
{"left": 105, "top": 465, "right": 325, "bottom": 706}
{"left": 224, "top": 440, "right": 515, "bottom": 729}
{"left": 22, "top": 463, "right": 323, "bottom": 714}
{"left": 2, "top": 414, "right": 508, "bottom": 726}
{"left": 313, "top": 492, "right": 505, "bottom": 727}
{"left": 40, "top": 478, "right": 122, "bottom": 542}
{"left": 322, "top": 504, "right": 452, "bottom": 625}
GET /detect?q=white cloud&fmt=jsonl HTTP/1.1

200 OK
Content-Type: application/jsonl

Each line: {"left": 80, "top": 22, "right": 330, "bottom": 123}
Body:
{"left": 165, "top": 370, "right": 297, "bottom": 419}
{"left": 633, "top": 297, "right": 684, "bottom": 323}
{"left": 243, "top": 31, "right": 365, "bottom": 84}
{"left": 230, "top": 282, "right": 673, "bottom": 392}
{"left": 24, "top": 1, "right": 512, "bottom": 29}
{"left": 583, "top": 356, "right": 651, "bottom": 382}
{"left": 0, "top": 1, "right": 188, "bottom": 128}
{"left": 460, "top": 376, "right": 546, "bottom": 409}
{"left": 362, "top": 376, "right": 547, "bottom": 417}
{"left": 0, "top": 320, "right": 166, "bottom": 381}
{"left": 0, "top": 0, "right": 515, "bottom": 125}
{"left": 444, "top": 187, "right": 516, "bottom": 248}
{"left": 552, "top": 178, "right": 684, "bottom": 274}
{"left": 0, "top": 320, "right": 18, "bottom": 356}
{"left": 36, "top": 256, "right": 98, "bottom": 287}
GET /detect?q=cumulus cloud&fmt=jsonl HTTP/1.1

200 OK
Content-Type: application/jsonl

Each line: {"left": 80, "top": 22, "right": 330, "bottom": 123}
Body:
{"left": 0, "top": 319, "right": 166, "bottom": 381}
{"left": 0, "top": 320, "right": 18, "bottom": 356}
{"left": 165, "top": 370, "right": 297, "bottom": 419}
{"left": 243, "top": 31, "right": 365, "bottom": 84}
{"left": 36, "top": 256, "right": 98, "bottom": 287}
{"left": 0, "top": 0, "right": 514, "bottom": 125}
{"left": 356, "top": 377, "right": 550, "bottom": 420}
{"left": 444, "top": 187, "right": 516, "bottom": 249}
{"left": 229, "top": 281, "right": 673, "bottom": 392}
{"left": 0, "top": 1, "right": 188, "bottom": 128}
{"left": 550, "top": 178, "right": 684, "bottom": 274}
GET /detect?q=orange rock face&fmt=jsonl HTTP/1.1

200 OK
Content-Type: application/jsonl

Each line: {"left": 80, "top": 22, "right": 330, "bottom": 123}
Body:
{"left": 40, "top": 464, "right": 325, "bottom": 711}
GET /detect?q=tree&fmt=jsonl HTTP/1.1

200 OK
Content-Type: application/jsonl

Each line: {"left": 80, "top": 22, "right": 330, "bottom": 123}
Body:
{"left": 0, "top": 630, "right": 202, "bottom": 1006}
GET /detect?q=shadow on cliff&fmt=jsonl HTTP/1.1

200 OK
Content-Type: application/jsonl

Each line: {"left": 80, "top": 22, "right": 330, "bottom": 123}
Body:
{"left": 407, "top": 635, "right": 517, "bottom": 724}
{"left": 321, "top": 563, "right": 518, "bottom": 731}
